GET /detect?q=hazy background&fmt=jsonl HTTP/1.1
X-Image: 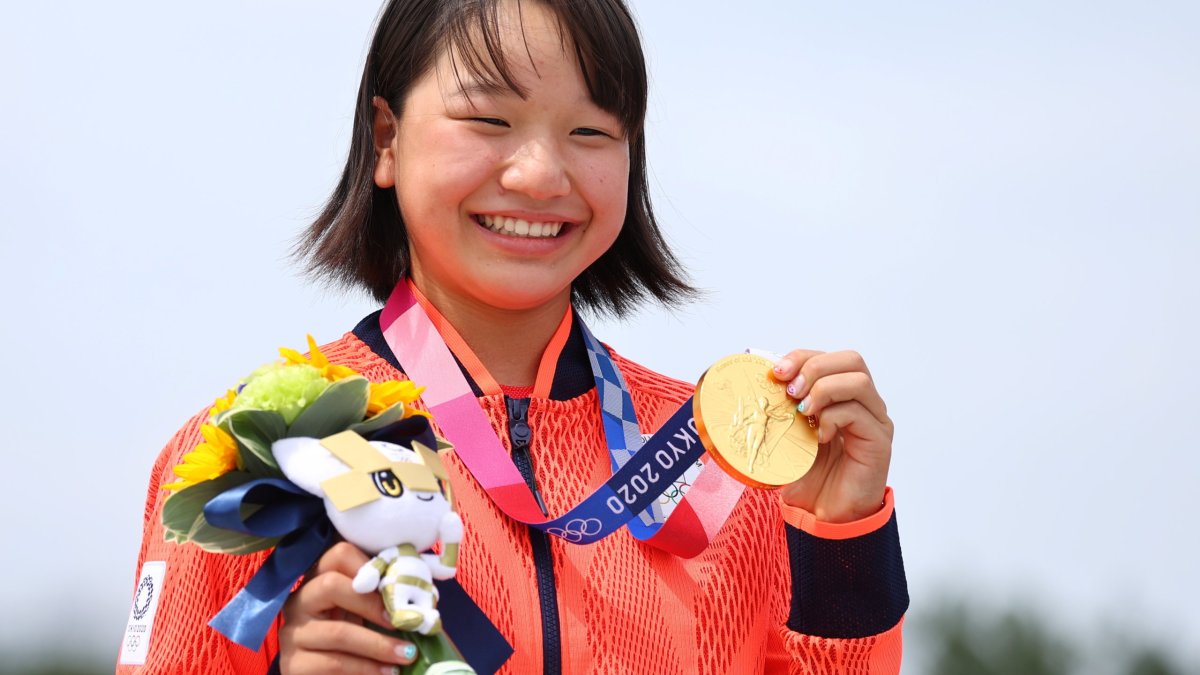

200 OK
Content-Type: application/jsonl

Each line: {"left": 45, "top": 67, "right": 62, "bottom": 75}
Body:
{"left": 1, "top": 1, "right": 1197, "bottom": 673}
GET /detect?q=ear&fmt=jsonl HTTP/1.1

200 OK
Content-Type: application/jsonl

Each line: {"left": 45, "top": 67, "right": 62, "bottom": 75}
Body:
{"left": 372, "top": 96, "right": 398, "bottom": 189}
{"left": 273, "top": 437, "right": 350, "bottom": 498}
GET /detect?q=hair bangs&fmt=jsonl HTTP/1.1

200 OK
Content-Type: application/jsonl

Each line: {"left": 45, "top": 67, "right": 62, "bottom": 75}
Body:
{"left": 551, "top": 0, "right": 646, "bottom": 138}
{"left": 441, "top": 0, "right": 528, "bottom": 101}
{"left": 438, "top": 0, "right": 645, "bottom": 137}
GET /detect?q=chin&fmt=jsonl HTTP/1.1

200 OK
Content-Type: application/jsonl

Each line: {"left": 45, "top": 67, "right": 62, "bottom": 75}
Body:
{"left": 461, "top": 275, "right": 575, "bottom": 313}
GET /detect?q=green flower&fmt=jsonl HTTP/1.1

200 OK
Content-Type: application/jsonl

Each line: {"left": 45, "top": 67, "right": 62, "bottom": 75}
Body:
{"left": 228, "top": 363, "right": 330, "bottom": 425}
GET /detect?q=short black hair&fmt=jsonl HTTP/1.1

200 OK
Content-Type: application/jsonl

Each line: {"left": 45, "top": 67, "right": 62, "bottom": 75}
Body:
{"left": 296, "top": 0, "right": 696, "bottom": 316}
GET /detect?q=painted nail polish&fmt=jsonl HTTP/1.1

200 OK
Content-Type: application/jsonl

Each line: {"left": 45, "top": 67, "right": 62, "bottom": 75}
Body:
{"left": 787, "top": 384, "right": 796, "bottom": 396}
{"left": 797, "top": 397, "right": 810, "bottom": 414}
{"left": 397, "top": 643, "right": 417, "bottom": 661}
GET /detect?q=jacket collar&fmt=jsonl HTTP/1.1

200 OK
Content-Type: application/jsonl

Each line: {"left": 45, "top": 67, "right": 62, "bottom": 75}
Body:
{"left": 352, "top": 309, "right": 596, "bottom": 401}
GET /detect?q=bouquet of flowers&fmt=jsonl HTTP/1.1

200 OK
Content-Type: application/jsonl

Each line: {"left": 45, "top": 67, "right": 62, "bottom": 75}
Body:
{"left": 161, "top": 336, "right": 488, "bottom": 675}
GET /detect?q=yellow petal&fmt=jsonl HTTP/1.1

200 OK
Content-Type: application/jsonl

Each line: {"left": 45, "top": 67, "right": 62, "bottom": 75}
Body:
{"left": 200, "top": 424, "right": 219, "bottom": 443}
{"left": 279, "top": 347, "right": 308, "bottom": 365}
{"left": 306, "top": 335, "right": 329, "bottom": 369}
{"left": 325, "top": 364, "right": 357, "bottom": 381}
{"left": 181, "top": 450, "right": 221, "bottom": 468}
{"left": 210, "top": 389, "right": 237, "bottom": 416}
{"left": 173, "top": 464, "right": 214, "bottom": 481}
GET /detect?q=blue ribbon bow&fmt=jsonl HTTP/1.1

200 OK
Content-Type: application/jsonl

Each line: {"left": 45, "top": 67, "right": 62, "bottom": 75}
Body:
{"left": 201, "top": 425, "right": 512, "bottom": 673}
{"left": 205, "top": 478, "right": 335, "bottom": 648}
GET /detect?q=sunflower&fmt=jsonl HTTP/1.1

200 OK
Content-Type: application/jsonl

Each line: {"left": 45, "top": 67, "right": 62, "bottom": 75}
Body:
{"left": 279, "top": 335, "right": 358, "bottom": 382}
{"left": 163, "top": 423, "right": 241, "bottom": 491}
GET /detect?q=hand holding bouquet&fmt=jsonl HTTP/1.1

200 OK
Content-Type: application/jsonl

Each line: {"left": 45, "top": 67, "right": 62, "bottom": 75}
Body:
{"left": 161, "top": 337, "right": 488, "bottom": 674}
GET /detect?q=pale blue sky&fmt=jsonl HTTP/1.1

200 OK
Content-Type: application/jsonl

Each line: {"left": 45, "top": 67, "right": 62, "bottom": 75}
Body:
{"left": 1, "top": 1, "right": 1197, "bottom": 671}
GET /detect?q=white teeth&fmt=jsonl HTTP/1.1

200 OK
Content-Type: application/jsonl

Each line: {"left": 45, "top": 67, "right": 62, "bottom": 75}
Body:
{"left": 478, "top": 215, "right": 564, "bottom": 238}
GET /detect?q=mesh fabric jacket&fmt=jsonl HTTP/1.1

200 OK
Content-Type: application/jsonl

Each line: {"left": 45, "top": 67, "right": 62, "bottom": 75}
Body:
{"left": 118, "top": 329, "right": 906, "bottom": 674}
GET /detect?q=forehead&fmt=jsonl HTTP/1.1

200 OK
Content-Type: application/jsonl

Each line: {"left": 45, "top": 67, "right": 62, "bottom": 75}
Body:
{"left": 392, "top": 0, "right": 645, "bottom": 134}
{"left": 435, "top": 0, "right": 576, "bottom": 99}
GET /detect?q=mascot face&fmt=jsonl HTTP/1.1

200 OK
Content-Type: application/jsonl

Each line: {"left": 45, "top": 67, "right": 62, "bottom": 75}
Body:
{"left": 274, "top": 437, "right": 451, "bottom": 555}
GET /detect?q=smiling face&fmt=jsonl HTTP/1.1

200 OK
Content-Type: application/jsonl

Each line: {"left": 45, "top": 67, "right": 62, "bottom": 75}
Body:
{"left": 372, "top": 0, "right": 630, "bottom": 316}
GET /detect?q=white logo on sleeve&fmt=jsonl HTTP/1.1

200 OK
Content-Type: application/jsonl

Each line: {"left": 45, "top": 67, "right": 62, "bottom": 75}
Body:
{"left": 119, "top": 561, "right": 167, "bottom": 665}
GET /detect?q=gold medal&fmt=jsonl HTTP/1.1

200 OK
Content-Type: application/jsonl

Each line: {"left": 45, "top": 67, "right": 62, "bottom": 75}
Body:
{"left": 694, "top": 354, "right": 819, "bottom": 489}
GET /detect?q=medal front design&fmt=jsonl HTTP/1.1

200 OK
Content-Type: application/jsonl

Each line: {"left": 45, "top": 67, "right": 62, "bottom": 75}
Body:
{"left": 695, "top": 354, "right": 819, "bottom": 488}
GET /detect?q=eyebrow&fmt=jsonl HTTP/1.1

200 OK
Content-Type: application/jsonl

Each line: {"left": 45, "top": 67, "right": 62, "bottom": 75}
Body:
{"left": 447, "top": 79, "right": 519, "bottom": 100}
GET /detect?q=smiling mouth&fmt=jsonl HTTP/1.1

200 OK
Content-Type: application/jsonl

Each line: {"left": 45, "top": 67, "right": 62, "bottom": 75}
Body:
{"left": 474, "top": 214, "right": 565, "bottom": 238}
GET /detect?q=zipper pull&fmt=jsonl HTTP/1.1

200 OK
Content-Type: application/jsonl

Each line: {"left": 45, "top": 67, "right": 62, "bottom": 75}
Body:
{"left": 506, "top": 397, "right": 549, "bottom": 517}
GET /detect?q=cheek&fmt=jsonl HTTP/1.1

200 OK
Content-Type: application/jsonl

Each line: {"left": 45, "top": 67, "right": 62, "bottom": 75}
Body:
{"left": 396, "top": 128, "right": 502, "bottom": 221}
{"left": 584, "top": 151, "right": 631, "bottom": 223}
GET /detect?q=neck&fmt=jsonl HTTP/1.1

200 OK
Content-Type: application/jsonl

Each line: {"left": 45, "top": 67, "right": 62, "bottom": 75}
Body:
{"left": 410, "top": 279, "right": 570, "bottom": 388}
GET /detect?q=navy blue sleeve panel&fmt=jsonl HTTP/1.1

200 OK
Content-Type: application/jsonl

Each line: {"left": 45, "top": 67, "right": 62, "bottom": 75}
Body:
{"left": 786, "top": 509, "right": 909, "bottom": 639}
{"left": 265, "top": 654, "right": 280, "bottom": 675}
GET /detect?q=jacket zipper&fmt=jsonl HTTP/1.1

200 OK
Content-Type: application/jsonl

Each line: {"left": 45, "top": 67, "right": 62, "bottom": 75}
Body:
{"left": 505, "top": 396, "right": 561, "bottom": 675}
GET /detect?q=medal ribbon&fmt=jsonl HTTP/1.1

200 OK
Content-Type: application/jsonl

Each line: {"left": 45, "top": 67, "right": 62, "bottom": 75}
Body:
{"left": 379, "top": 280, "right": 744, "bottom": 556}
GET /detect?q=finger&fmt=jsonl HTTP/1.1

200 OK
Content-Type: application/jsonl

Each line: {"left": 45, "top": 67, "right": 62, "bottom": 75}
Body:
{"left": 797, "top": 370, "right": 888, "bottom": 423}
{"left": 791, "top": 350, "right": 877, "bottom": 398}
{"left": 280, "top": 647, "right": 402, "bottom": 675}
{"left": 290, "top": 618, "right": 419, "bottom": 667}
{"left": 315, "top": 541, "right": 372, "bottom": 576}
{"left": 816, "top": 401, "right": 894, "bottom": 454}
{"left": 290, "top": 570, "right": 390, "bottom": 629}
{"left": 772, "top": 349, "right": 824, "bottom": 383}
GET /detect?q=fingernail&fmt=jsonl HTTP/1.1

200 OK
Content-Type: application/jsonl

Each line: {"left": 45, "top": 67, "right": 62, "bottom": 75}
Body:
{"left": 774, "top": 359, "right": 791, "bottom": 374}
{"left": 384, "top": 610, "right": 392, "bottom": 624}
{"left": 396, "top": 642, "right": 417, "bottom": 662}
{"left": 797, "top": 397, "right": 811, "bottom": 414}
{"left": 787, "top": 374, "right": 806, "bottom": 396}
{"left": 382, "top": 666, "right": 401, "bottom": 675}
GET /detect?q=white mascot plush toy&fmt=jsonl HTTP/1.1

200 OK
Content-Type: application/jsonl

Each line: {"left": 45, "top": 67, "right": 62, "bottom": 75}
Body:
{"left": 273, "top": 430, "right": 464, "bottom": 638}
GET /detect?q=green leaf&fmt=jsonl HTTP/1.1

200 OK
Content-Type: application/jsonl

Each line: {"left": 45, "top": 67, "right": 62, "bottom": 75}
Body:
{"left": 162, "top": 471, "right": 255, "bottom": 543}
{"left": 348, "top": 402, "right": 407, "bottom": 435}
{"left": 227, "top": 409, "right": 287, "bottom": 476}
{"left": 188, "top": 510, "right": 280, "bottom": 555}
{"left": 287, "top": 376, "right": 369, "bottom": 438}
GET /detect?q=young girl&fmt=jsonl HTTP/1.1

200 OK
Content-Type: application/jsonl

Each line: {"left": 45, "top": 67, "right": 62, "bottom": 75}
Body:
{"left": 119, "top": 0, "right": 907, "bottom": 673}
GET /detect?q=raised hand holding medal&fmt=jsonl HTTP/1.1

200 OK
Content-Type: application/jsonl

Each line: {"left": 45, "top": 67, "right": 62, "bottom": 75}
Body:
{"left": 768, "top": 349, "right": 895, "bottom": 524}
{"left": 694, "top": 349, "right": 894, "bottom": 524}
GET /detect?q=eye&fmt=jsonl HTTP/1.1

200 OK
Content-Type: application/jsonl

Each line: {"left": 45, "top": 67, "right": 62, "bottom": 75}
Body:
{"left": 471, "top": 117, "right": 509, "bottom": 127}
{"left": 371, "top": 470, "right": 405, "bottom": 499}
{"left": 571, "top": 127, "right": 611, "bottom": 138}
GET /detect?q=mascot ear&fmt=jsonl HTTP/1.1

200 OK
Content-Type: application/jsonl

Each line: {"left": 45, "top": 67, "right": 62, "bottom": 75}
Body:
{"left": 273, "top": 437, "right": 349, "bottom": 497}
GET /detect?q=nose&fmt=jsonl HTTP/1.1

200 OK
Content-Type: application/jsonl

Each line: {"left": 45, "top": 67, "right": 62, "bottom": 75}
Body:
{"left": 499, "top": 138, "right": 571, "bottom": 201}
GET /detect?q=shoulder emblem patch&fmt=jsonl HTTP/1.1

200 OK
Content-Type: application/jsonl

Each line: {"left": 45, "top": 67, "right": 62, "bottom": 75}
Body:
{"left": 119, "top": 561, "right": 167, "bottom": 665}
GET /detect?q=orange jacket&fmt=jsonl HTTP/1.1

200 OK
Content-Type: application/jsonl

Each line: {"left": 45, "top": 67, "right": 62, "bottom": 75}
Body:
{"left": 118, "top": 322, "right": 906, "bottom": 674}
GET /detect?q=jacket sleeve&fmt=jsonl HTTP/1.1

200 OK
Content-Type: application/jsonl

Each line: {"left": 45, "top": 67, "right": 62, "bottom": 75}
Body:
{"left": 766, "top": 488, "right": 908, "bottom": 675}
{"left": 115, "top": 410, "right": 279, "bottom": 675}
